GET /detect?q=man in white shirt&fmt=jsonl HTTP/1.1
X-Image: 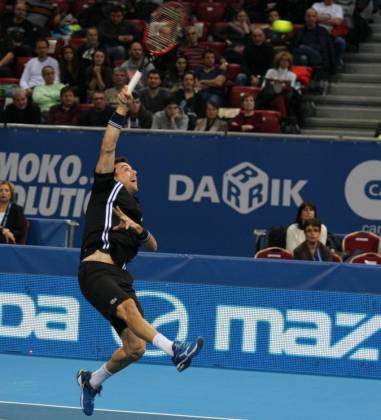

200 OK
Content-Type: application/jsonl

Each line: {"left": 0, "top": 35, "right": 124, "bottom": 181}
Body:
{"left": 20, "top": 38, "right": 60, "bottom": 91}
{"left": 312, "top": 0, "right": 346, "bottom": 69}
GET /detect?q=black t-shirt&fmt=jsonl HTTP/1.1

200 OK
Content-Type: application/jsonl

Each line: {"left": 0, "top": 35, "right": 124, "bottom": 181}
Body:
{"left": 80, "top": 171, "right": 143, "bottom": 267}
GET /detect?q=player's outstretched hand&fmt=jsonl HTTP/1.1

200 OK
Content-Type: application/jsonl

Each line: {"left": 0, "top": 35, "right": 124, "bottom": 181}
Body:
{"left": 112, "top": 206, "right": 143, "bottom": 233}
{"left": 117, "top": 86, "right": 133, "bottom": 108}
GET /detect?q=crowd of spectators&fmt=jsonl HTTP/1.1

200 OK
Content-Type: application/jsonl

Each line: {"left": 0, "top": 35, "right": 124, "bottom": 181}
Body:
{"left": 0, "top": 0, "right": 374, "bottom": 133}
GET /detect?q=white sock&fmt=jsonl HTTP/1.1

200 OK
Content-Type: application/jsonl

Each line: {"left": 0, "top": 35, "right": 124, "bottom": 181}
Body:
{"left": 152, "top": 333, "right": 174, "bottom": 356}
{"left": 89, "top": 363, "right": 112, "bottom": 390}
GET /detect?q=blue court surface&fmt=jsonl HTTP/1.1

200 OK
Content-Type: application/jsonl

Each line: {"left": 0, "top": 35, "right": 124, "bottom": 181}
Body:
{"left": 0, "top": 353, "right": 380, "bottom": 420}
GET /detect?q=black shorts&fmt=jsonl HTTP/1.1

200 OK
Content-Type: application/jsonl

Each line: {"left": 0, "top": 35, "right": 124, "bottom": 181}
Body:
{"left": 78, "top": 261, "right": 144, "bottom": 336}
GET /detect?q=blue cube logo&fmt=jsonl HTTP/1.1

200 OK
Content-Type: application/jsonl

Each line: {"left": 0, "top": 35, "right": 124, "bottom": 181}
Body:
{"left": 222, "top": 162, "right": 269, "bottom": 214}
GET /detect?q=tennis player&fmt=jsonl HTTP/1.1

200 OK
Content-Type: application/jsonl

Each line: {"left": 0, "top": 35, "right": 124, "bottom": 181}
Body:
{"left": 77, "top": 85, "right": 203, "bottom": 416}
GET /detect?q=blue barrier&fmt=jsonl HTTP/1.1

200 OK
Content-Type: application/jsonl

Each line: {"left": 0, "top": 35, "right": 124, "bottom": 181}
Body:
{"left": 2, "top": 127, "right": 381, "bottom": 256}
{"left": 1, "top": 245, "right": 381, "bottom": 379}
{"left": 28, "top": 218, "right": 72, "bottom": 247}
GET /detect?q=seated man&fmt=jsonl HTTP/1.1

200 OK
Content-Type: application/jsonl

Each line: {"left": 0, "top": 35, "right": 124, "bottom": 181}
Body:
{"left": 20, "top": 38, "right": 60, "bottom": 91}
{"left": 139, "top": 70, "right": 171, "bottom": 114}
{"left": 120, "top": 42, "right": 154, "bottom": 88}
{"left": 79, "top": 91, "right": 114, "bottom": 127}
{"left": 32, "top": 65, "right": 65, "bottom": 115}
{"left": 2, "top": 88, "right": 41, "bottom": 124}
{"left": 46, "top": 86, "right": 80, "bottom": 125}
{"left": 194, "top": 49, "right": 226, "bottom": 106}
{"left": 77, "top": 27, "right": 102, "bottom": 70}
{"left": 104, "top": 67, "right": 129, "bottom": 108}
{"left": 151, "top": 97, "right": 189, "bottom": 130}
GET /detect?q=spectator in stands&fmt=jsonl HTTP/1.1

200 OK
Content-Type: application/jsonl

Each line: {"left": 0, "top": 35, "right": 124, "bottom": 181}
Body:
{"left": 151, "top": 96, "right": 189, "bottom": 130}
{"left": 293, "top": 218, "right": 333, "bottom": 261}
{"left": 163, "top": 56, "right": 190, "bottom": 92}
{"left": 25, "top": 0, "right": 60, "bottom": 36}
{"left": 195, "top": 100, "right": 228, "bottom": 132}
{"left": 98, "top": 5, "right": 139, "bottom": 61}
{"left": 84, "top": 48, "right": 113, "bottom": 101}
{"left": 243, "top": 0, "right": 279, "bottom": 22}
{"left": 0, "top": 180, "right": 26, "bottom": 244}
{"left": 229, "top": 92, "right": 260, "bottom": 133}
{"left": 32, "top": 65, "right": 65, "bottom": 117}
{"left": 312, "top": 0, "right": 346, "bottom": 70}
{"left": 178, "top": 26, "right": 205, "bottom": 70}
{"left": 236, "top": 28, "right": 274, "bottom": 86}
{"left": 261, "top": 51, "right": 301, "bottom": 132}
{"left": 265, "top": 9, "right": 293, "bottom": 51}
{"left": 2, "top": 88, "right": 41, "bottom": 124}
{"left": 175, "top": 71, "right": 206, "bottom": 130}
{"left": 123, "top": 92, "right": 153, "bottom": 129}
{"left": 20, "top": 38, "right": 60, "bottom": 91}
{"left": 216, "top": 10, "right": 251, "bottom": 64}
{"left": 120, "top": 42, "right": 154, "bottom": 88}
{"left": 79, "top": 90, "right": 114, "bottom": 127}
{"left": 0, "top": 39, "right": 15, "bottom": 77}
{"left": 286, "top": 201, "right": 328, "bottom": 252}
{"left": 194, "top": 50, "right": 226, "bottom": 106}
{"left": 105, "top": 67, "right": 129, "bottom": 108}
{"left": 59, "top": 46, "right": 82, "bottom": 98}
{"left": 293, "top": 8, "right": 336, "bottom": 76}
{"left": 0, "top": 1, "right": 36, "bottom": 57}
{"left": 46, "top": 86, "right": 80, "bottom": 125}
{"left": 77, "top": 27, "right": 102, "bottom": 70}
{"left": 139, "top": 70, "right": 171, "bottom": 114}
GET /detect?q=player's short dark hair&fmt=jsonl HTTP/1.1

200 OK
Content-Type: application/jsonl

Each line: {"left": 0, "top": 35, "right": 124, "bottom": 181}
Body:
{"left": 114, "top": 156, "right": 129, "bottom": 174}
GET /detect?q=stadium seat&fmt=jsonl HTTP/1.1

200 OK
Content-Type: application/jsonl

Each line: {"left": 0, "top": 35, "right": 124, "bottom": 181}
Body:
{"left": 199, "top": 41, "right": 226, "bottom": 55}
{"left": 255, "top": 247, "right": 293, "bottom": 260}
{"left": 69, "top": 37, "right": 87, "bottom": 50}
{"left": 79, "top": 103, "right": 94, "bottom": 112}
{"left": 225, "top": 63, "right": 241, "bottom": 83}
{"left": 0, "top": 78, "right": 20, "bottom": 85}
{"left": 196, "top": 3, "right": 226, "bottom": 23}
{"left": 72, "top": 0, "right": 96, "bottom": 15}
{"left": 113, "top": 59, "right": 124, "bottom": 68}
{"left": 254, "top": 110, "right": 281, "bottom": 134}
{"left": 15, "top": 56, "right": 32, "bottom": 78}
{"left": 349, "top": 252, "right": 381, "bottom": 265}
{"left": 331, "top": 253, "right": 343, "bottom": 263}
{"left": 229, "top": 86, "right": 261, "bottom": 107}
{"left": 126, "top": 19, "right": 146, "bottom": 37}
{"left": 342, "top": 231, "right": 380, "bottom": 256}
{"left": 51, "top": 0, "right": 69, "bottom": 13}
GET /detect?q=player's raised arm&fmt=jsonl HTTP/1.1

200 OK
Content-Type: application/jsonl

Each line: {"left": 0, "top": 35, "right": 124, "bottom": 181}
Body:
{"left": 95, "top": 86, "right": 131, "bottom": 174}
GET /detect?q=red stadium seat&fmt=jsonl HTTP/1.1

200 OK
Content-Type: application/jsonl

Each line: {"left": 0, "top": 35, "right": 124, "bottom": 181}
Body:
{"left": 342, "top": 231, "right": 380, "bottom": 256}
{"left": 79, "top": 103, "right": 94, "bottom": 112}
{"left": 69, "top": 37, "right": 87, "bottom": 50}
{"left": 229, "top": 86, "right": 261, "bottom": 107}
{"left": 196, "top": 2, "right": 226, "bottom": 23}
{"left": 331, "top": 253, "right": 343, "bottom": 263}
{"left": 254, "top": 110, "right": 281, "bottom": 134}
{"left": 113, "top": 59, "right": 125, "bottom": 68}
{"left": 349, "top": 252, "right": 381, "bottom": 265}
{"left": 0, "top": 78, "right": 20, "bottom": 85}
{"left": 225, "top": 63, "right": 241, "bottom": 82}
{"left": 199, "top": 41, "right": 226, "bottom": 55}
{"left": 15, "top": 57, "right": 32, "bottom": 78}
{"left": 255, "top": 247, "right": 293, "bottom": 260}
{"left": 51, "top": 0, "right": 69, "bottom": 13}
{"left": 72, "top": 0, "right": 96, "bottom": 15}
{"left": 126, "top": 19, "right": 146, "bottom": 37}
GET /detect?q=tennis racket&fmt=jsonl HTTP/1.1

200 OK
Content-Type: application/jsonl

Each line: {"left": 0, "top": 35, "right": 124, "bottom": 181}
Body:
{"left": 127, "top": 2, "right": 188, "bottom": 94}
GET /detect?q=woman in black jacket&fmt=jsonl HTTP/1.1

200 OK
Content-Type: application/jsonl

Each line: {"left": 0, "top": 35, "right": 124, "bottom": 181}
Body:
{"left": 0, "top": 181, "right": 26, "bottom": 244}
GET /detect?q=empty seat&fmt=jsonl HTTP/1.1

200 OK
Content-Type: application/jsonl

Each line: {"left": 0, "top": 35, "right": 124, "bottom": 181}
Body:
{"left": 69, "top": 37, "right": 87, "bottom": 50}
{"left": 225, "top": 63, "right": 241, "bottom": 82}
{"left": 126, "top": 19, "right": 146, "bottom": 37}
{"left": 73, "top": 0, "right": 96, "bottom": 14}
{"left": 0, "top": 78, "right": 20, "bottom": 85}
{"left": 51, "top": 0, "right": 69, "bottom": 13}
{"left": 349, "top": 252, "right": 381, "bottom": 265}
{"left": 342, "top": 231, "right": 380, "bottom": 256}
{"left": 15, "top": 56, "right": 32, "bottom": 78}
{"left": 196, "top": 2, "right": 226, "bottom": 23}
{"left": 254, "top": 110, "right": 281, "bottom": 133}
{"left": 229, "top": 86, "right": 261, "bottom": 107}
{"left": 255, "top": 247, "right": 293, "bottom": 260}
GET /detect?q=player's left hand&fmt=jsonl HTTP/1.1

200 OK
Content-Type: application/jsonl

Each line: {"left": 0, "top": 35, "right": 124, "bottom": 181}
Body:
{"left": 112, "top": 206, "right": 143, "bottom": 234}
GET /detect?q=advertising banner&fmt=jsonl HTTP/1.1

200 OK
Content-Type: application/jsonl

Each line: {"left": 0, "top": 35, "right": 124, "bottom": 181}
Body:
{"left": 1, "top": 127, "right": 380, "bottom": 256}
{"left": 2, "top": 271, "right": 381, "bottom": 379}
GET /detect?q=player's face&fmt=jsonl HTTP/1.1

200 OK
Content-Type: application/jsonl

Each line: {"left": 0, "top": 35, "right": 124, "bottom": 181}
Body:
{"left": 305, "top": 226, "right": 321, "bottom": 244}
{"left": 114, "top": 162, "right": 138, "bottom": 193}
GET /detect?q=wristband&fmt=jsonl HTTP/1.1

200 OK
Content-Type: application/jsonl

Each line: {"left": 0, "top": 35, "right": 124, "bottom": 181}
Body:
{"left": 137, "top": 229, "right": 151, "bottom": 243}
{"left": 108, "top": 112, "right": 126, "bottom": 130}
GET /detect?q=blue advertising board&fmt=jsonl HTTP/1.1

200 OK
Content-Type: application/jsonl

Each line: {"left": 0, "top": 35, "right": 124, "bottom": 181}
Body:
{"left": 1, "top": 127, "right": 381, "bottom": 256}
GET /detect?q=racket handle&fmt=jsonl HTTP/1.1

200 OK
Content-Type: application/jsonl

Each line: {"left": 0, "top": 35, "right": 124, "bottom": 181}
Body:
{"left": 128, "top": 70, "right": 143, "bottom": 94}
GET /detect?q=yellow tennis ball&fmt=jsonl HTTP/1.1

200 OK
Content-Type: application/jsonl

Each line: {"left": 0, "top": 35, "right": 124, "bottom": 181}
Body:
{"left": 272, "top": 20, "right": 293, "bottom": 33}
